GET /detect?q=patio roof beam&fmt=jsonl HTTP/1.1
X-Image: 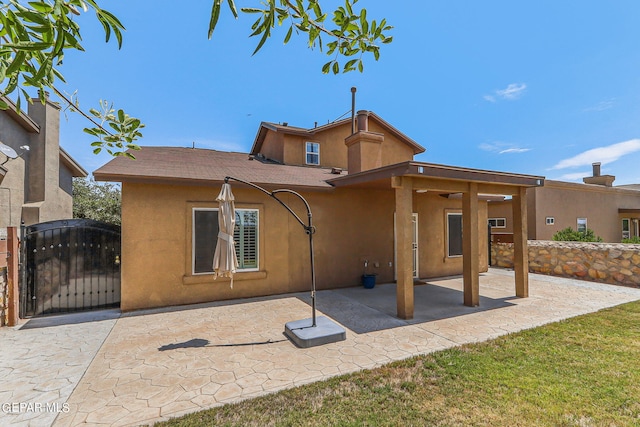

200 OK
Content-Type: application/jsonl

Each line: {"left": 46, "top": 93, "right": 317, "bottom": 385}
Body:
{"left": 410, "top": 178, "right": 524, "bottom": 197}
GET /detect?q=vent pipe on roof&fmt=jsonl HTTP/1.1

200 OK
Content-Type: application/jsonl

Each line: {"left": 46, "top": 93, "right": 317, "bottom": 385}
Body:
{"left": 351, "top": 87, "right": 357, "bottom": 134}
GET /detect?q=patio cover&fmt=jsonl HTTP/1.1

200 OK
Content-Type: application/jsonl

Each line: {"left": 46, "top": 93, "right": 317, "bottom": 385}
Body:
{"left": 328, "top": 161, "right": 545, "bottom": 319}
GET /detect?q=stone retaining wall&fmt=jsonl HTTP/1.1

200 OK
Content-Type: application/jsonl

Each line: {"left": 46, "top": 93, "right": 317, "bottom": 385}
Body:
{"left": 492, "top": 240, "right": 640, "bottom": 287}
{"left": 0, "top": 267, "right": 7, "bottom": 327}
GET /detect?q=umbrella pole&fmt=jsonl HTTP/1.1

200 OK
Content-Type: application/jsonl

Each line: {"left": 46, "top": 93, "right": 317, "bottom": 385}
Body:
{"left": 308, "top": 211, "right": 317, "bottom": 327}
{"left": 225, "top": 176, "right": 318, "bottom": 326}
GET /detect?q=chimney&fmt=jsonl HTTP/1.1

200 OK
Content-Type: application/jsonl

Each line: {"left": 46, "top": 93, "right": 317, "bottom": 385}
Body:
{"left": 583, "top": 162, "right": 615, "bottom": 187}
{"left": 357, "top": 110, "right": 369, "bottom": 131}
{"left": 344, "top": 110, "right": 384, "bottom": 174}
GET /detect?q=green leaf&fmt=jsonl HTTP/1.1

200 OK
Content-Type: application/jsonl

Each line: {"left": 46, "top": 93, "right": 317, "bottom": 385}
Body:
{"left": 6, "top": 50, "right": 27, "bottom": 75}
{"left": 284, "top": 25, "right": 293, "bottom": 44}
{"left": 208, "top": 0, "right": 222, "bottom": 39}
{"left": 226, "top": 0, "right": 238, "bottom": 18}
{"left": 28, "top": 2, "right": 54, "bottom": 13}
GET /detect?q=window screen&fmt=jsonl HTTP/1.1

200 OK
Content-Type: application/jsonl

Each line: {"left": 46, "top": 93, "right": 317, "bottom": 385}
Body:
{"left": 448, "top": 213, "right": 463, "bottom": 257}
{"left": 193, "top": 209, "right": 219, "bottom": 274}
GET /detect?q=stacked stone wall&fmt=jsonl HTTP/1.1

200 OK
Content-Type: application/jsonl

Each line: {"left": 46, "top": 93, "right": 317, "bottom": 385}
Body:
{"left": 492, "top": 241, "right": 640, "bottom": 288}
{"left": 0, "top": 267, "right": 7, "bottom": 327}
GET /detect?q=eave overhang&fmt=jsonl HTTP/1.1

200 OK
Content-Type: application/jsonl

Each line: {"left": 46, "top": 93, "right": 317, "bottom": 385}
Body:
{"left": 328, "top": 161, "right": 545, "bottom": 195}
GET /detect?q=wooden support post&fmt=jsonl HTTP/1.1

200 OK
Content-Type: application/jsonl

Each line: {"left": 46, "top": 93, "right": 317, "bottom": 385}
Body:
{"left": 394, "top": 177, "right": 414, "bottom": 319}
{"left": 512, "top": 187, "right": 529, "bottom": 298}
{"left": 6, "top": 226, "right": 20, "bottom": 326}
{"left": 462, "top": 183, "right": 479, "bottom": 307}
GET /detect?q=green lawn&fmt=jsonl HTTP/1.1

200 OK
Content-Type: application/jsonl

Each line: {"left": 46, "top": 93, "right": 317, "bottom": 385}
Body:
{"left": 156, "top": 301, "right": 640, "bottom": 426}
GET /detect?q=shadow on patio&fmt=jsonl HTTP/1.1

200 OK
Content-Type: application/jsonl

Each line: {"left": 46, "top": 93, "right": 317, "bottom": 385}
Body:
{"left": 296, "top": 276, "right": 518, "bottom": 334}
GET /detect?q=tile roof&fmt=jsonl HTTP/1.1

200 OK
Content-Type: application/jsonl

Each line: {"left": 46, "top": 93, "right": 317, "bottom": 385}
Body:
{"left": 93, "top": 146, "right": 341, "bottom": 189}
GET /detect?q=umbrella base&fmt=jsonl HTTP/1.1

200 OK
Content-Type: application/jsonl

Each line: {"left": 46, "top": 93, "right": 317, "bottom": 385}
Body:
{"left": 284, "top": 316, "right": 346, "bottom": 348}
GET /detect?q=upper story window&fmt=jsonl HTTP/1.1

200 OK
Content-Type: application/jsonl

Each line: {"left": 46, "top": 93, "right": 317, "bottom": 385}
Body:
{"left": 546, "top": 217, "right": 555, "bottom": 225}
{"left": 305, "top": 142, "right": 320, "bottom": 165}
{"left": 488, "top": 218, "right": 506, "bottom": 228}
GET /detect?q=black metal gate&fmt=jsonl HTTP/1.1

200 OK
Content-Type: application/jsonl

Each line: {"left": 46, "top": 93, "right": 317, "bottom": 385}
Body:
{"left": 20, "top": 219, "right": 121, "bottom": 317}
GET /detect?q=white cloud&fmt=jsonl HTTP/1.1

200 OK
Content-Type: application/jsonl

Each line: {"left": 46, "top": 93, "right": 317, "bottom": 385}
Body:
{"left": 554, "top": 171, "right": 591, "bottom": 181}
{"left": 583, "top": 99, "right": 615, "bottom": 113}
{"left": 499, "top": 148, "right": 531, "bottom": 154}
{"left": 484, "top": 83, "right": 527, "bottom": 102}
{"left": 479, "top": 141, "right": 531, "bottom": 154}
{"left": 551, "top": 139, "right": 640, "bottom": 170}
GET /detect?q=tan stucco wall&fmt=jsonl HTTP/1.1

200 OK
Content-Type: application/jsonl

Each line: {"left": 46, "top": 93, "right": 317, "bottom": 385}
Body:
{"left": 23, "top": 100, "right": 74, "bottom": 224}
{"left": 260, "top": 131, "right": 284, "bottom": 163}
{"left": 278, "top": 120, "right": 415, "bottom": 170}
{"left": 415, "top": 194, "right": 488, "bottom": 278}
{"left": 119, "top": 182, "right": 485, "bottom": 311}
{"left": 531, "top": 182, "right": 640, "bottom": 242}
{"left": 0, "top": 111, "right": 29, "bottom": 228}
{"left": 0, "top": 99, "right": 76, "bottom": 228}
{"left": 488, "top": 183, "right": 640, "bottom": 243}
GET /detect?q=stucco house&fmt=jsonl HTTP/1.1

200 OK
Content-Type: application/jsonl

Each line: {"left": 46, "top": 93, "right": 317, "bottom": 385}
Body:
{"left": 0, "top": 95, "right": 87, "bottom": 230}
{"left": 94, "top": 110, "right": 543, "bottom": 318}
{"left": 489, "top": 163, "right": 640, "bottom": 243}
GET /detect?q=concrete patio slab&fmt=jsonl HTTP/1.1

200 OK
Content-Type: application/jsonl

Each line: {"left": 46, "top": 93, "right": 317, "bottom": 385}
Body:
{"left": 1, "top": 269, "right": 640, "bottom": 427}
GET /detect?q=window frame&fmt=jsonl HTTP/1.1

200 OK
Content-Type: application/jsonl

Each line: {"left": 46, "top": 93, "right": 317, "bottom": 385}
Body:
{"left": 622, "top": 218, "right": 631, "bottom": 239}
{"left": 545, "top": 217, "right": 555, "bottom": 226}
{"left": 234, "top": 209, "right": 259, "bottom": 272}
{"left": 447, "top": 212, "right": 463, "bottom": 258}
{"left": 191, "top": 207, "right": 260, "bottom": 276}
{"left": 305, "top": 141, "right": 320, "bottom": 166}
{"left": 577, "top": 217, "right": 587, "bottom": 233}
{"left": 488, "top": 218, "right": 506, "bottom": 228}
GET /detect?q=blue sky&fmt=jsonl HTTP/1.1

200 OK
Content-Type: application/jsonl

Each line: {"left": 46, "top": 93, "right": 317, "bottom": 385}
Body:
{"left": 55, "top": 1, "right": 640, "bottom": 185}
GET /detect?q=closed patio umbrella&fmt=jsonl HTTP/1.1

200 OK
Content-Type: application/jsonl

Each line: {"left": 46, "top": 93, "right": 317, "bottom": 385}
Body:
{"left": 212, "top": 183, "right": 239, "bottom": 287}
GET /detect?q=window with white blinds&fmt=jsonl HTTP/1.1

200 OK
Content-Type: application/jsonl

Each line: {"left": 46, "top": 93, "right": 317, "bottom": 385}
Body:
{"left": 192, "top": 208, "right": 259, "bottom": 274}
{"left": 234, "top": 209, "right": 258, "bottom": 270}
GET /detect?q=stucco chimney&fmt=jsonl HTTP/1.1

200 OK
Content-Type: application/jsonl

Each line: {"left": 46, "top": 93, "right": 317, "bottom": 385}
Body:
{"left": 583, "top": 162, "right": 615, "bottom": 187}
{"left": 344, "top": 110, "right": 384, "bottom": 174}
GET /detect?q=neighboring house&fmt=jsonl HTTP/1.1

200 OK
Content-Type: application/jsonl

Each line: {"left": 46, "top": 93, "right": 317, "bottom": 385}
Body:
{"left": 0, "top": 95, "right": 87, "bottom": 231}
{"left": 94, "top": 110, "right": 543, "bottom": 318}
{"left": 488, "top": 163, "right": 640, "bottom": 243}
